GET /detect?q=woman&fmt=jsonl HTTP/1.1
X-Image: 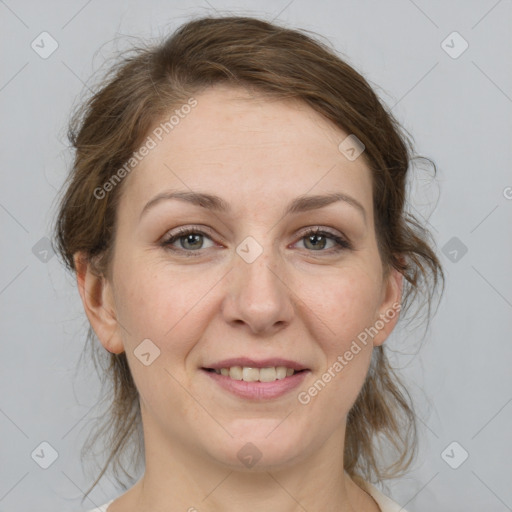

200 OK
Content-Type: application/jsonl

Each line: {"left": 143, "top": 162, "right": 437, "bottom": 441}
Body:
{"left": 54, "top": 15, "right": 443, "bottom": 512}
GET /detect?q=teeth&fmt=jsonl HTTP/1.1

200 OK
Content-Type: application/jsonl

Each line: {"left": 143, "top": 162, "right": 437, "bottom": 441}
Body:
{"left": 277, "top": 367, "right": 288, "bottom": 379}
{"left": 259, "top": 367, "right": 277, "bottom": 382}
{"left": 242, "top": 367, "right": 260, "bottom": 382}
{"left": 213, "top": 366, "right": 298, "bottom": 382}
{"left": 229, "top": 366, "right": 243, "bottom": 380}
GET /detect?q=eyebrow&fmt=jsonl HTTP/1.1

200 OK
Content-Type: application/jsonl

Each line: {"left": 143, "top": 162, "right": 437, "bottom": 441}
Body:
{"left": 139, "top": 190, "right": 367, "bottom": 223}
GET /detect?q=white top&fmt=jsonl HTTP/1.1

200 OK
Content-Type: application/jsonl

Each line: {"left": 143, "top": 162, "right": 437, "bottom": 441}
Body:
{"left": 85, "top": 482, "right": 406, "bottom": 512}
{"left": 85, "top": 500, "right": 113, "bottom": 512}
{"left": 360, "top": 481, "right": 408, "bottom": 511}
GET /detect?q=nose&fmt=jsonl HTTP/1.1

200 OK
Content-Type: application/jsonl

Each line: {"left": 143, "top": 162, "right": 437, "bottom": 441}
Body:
{"left": 220, "top": 243, "right": 295, "bottom": 335}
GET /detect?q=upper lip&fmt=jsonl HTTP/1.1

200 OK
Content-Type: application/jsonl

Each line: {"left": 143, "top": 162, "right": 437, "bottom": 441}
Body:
{"left": 204, "top": 358, "right": 309, "bottom": 371}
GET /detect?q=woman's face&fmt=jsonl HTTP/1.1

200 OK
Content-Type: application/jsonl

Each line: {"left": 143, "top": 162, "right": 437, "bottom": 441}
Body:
{"left": 88, "top": 85, "right": 401, "bottom": 470}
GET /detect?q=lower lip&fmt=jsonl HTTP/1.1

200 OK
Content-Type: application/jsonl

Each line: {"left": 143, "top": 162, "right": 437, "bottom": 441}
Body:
{"left": 202, "top": 369, "right": 310, "bottom": 400}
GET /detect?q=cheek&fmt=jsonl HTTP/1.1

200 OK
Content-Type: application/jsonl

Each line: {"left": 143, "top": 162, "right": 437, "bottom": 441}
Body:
{"left": 111, "top": 262, "right": 214, "bottom": 415}
{"left": 294, "top": 273, "right": 380, "bottom": 428}
{"left": 309, "top": 270, "right": 382, "bottom": 348}
{"left": 113, "top": 258, "right": 220, "bottom": 354}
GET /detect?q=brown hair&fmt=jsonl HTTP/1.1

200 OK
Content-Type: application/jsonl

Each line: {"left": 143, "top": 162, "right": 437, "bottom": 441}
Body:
{"left": 53, "top": 15, "right": 444, "bottom": 498}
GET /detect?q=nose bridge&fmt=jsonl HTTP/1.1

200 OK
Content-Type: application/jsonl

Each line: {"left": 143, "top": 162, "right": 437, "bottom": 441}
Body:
{"left": 223, "top": 233, "right": 293, "bottom": 332}
{"left": 240, "top": 239, "right": 278, "bottom": 288}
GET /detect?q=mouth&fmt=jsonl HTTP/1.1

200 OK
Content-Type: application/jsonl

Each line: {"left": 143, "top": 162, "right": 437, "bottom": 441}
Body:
{"left": 200, "top": 358, "right": 310, "bottom": 400}
{"left": 202, "top": 366, "right": 307, "bottom": 382}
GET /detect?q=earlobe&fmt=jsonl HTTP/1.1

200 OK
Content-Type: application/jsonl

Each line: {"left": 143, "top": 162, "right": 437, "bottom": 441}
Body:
{"left": 73, "top": 252, "right": 124, "bottom": 354}
{"left": 372, "top": 267, "right": 403, "bottom": 347}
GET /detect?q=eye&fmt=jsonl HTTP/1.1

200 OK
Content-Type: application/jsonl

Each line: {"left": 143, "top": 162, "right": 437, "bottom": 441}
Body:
{"left": 160, "top": 227, "right": 216, "bottom": 254}
{"left": 160, "top": 226, "right": 352, "bottom": 257}
{"left": 296, "top": 227, "right": 352, "bottom": 252}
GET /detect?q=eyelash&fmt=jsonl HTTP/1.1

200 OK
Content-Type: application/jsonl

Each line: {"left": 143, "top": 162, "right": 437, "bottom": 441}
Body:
{"left": 160, "top": 226, "right": 352, "bottom": 257}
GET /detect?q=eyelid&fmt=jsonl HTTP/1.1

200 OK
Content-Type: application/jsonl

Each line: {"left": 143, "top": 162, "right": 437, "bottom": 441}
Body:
{"left": 161, "top": 226, "right": 219, "bottom": 248}
{"left": 294, "top": 226, "right": 352, "bottom": 251}
{"left": 161, "top": 225, "right": 217, "bottom": 243}
{"left": 296, "top": 225, "right": 343, "bottom": 239}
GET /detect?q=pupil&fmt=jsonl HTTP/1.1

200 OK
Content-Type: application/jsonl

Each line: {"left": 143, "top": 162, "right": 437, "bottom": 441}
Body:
{"left": 183, "top": 234, "right": 202, "bottom": 249}
{"left": 307, "top": 234, "right": 326, "bottom": 250}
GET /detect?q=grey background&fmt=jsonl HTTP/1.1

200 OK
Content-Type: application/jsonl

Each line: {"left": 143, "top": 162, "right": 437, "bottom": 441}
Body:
{"left": 1, "top": 0, "right": 511, "bottom": 511}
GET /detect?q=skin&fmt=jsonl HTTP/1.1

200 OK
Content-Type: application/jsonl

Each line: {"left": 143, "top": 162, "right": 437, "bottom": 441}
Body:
{"left": 75, "top": 85, "right": 402, "bottom": 512}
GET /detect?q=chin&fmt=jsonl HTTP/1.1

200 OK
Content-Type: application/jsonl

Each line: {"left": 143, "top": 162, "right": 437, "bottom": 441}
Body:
{"left": 205, "top": 421, "right": 308, "bottom": 471}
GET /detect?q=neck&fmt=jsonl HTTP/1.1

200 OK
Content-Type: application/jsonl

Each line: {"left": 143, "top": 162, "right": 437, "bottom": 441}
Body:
{"left": 119, "top": 412, "right": 380, "bottom": 512}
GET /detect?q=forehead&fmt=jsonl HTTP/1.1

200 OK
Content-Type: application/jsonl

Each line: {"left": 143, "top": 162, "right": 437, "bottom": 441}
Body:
{"left": 120, "top": 85, "right": 373, "bottom": 216}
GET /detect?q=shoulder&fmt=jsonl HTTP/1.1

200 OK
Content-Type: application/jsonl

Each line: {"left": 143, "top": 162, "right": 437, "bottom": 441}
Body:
{"left": 358, "top": 480, "right": 408, "bottom": 512}
{"left": 83, "top": 499, "right": 114, "bottom": 512}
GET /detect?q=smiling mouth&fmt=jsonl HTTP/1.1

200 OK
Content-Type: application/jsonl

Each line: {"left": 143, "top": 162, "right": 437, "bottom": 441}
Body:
{"left": 203, "top": 366, "right": 307, "bottom": 383}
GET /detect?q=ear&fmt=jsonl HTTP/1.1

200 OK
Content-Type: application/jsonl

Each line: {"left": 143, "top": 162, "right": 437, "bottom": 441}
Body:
{"left": 372, "top": 266, "right": 403, "bottom": 347}
{"left": 73, "top": 252, "right": 124, "bottom": 354}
